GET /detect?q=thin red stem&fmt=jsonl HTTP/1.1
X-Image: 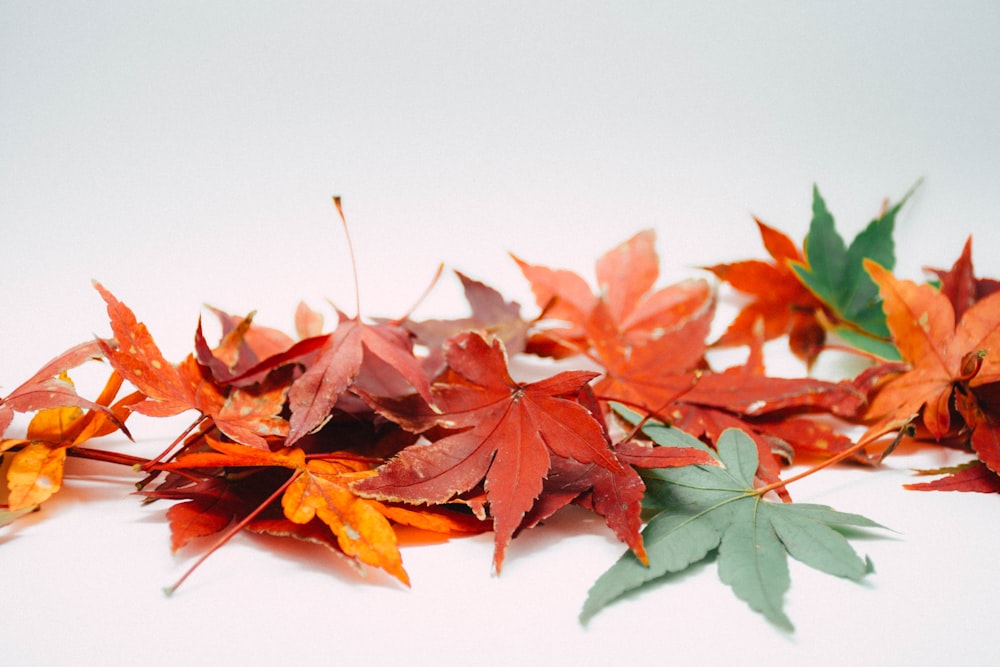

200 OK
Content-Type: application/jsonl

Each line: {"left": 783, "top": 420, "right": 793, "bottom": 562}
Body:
{"left": 332, "top": 196, "right": 361, "bottom": 320}
{"left": 390, "top": 262, "right": 445, "bottom": 326}
{"left": 163, "top": 470, "right": 301, "bottom": 596}
{"left": 67, "top": 446, "right": 150, "bottom": 469}
{"left": 141, "top": 415, "right": 209, "bottom": 471}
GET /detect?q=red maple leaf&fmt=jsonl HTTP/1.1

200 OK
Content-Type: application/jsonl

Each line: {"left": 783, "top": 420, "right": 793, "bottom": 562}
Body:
{"left": 924, "top": 236, "right": 1000, "bottom": 321}
{"left": 354, "top": 330, "right": 621, "bottom": 572}
{"left": 402, "top": 270, "right": 532, "bottom": 357}
{"left": 284, "top": 312, "right": 434, "bottom": 446}
{"left": 904, "top": 460, "right": 1000, "bottom": 493}
{"left": 515, "top": 231, "right": 869, "bottom": 494}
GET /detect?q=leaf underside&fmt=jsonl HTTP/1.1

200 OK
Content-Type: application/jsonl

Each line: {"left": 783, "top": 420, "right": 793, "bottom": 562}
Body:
{"left": 581, "top": 428, "right": 885, "bottom": 630}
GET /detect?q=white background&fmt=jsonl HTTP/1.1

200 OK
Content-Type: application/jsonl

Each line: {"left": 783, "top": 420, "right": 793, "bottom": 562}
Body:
{"left": 2, "top": 2, "right": 999, "bottom": 665}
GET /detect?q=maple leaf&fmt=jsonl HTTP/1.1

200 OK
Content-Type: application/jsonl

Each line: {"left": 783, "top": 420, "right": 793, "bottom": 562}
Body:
{"left": 904, "top": 460, "right": 1000, "bottom": 493}
{"left": 515, "top": 229, "right": 715, "bottom": 362}
{"left": 191, "top": 365, "right": 291, "bottom": 450}
{"left": 402, "top": 270, "right": 531, "bottom": 357}
{"left": 94, "top": 282, "right": 291, "bottom": 449}
{"left": 924, "top": 236, "right": 1000, "bottom": 321}
{"left": 206, "top": 305, "right": 297, "bottom": 361}
{"left": 516, "top": 231, "right": 868, "bottom": 483}
{"left": 284, "top": 311, "right": 434, "bottom": 447}
{"left": 519, "top": 413, "right": 718, "bottom": 565}
{"left": 95, "top": 282, "right": 202, "bottom": 418}
{"left": 282, "top": 458, "right": 409, "bottom": 585}
{"left": 862, "top": 261, "right": 1000, "bottom": 473}
{"left": 150, "top": 477, "right": 243, "bottom": 553}
{"left": 152, "top": 437, "right": 413, "bottom": 586}
{"left": 354, "top": 330, "right": 621, "bottom": 572}
{"left": 194, "top": 310, "right": 279, "bottom": 384}
{"left": 0, "top": 339, "right": 123, "bottom": 436}
{"left": 581, "top": 428, "right": 886, "bottom": 630}
{"left": 1, "top": 372, "right": 137, "bottom": 511}
{"left": 706, "top": 219, "right": 827, "bottom": 365}
{"left": 790, "top": 186, "right": 908, "bottom": 360}
{"left": 4, "top": 441, "right": 66, "bottom": 511}
{"left": 593, "top": 311, "right": 870, "bottom": 486}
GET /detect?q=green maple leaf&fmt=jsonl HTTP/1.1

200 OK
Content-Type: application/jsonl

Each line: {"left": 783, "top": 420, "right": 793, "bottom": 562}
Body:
{"left": 580, "top": 428, "right": 886, "bottom": 630}
{"left": 790, "top": 185, "right": 913, "bottom": 360}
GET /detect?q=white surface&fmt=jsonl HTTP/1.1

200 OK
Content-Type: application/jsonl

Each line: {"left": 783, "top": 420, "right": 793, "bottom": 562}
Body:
{"left": 2, "top": 2, "right": 999, "bottom": 665}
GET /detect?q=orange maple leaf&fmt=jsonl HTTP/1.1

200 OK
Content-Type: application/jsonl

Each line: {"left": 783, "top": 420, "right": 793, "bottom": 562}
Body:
{"left": 95, "top": 283, "right": 291, "bottom": 450}
{"left": 705, "top": 219, "right": 826, "bottom": 365}
{"left": 156, "top": 436, "right": 413, "bottom": 585}
{"left": 863, "top": 261, "right": 1000, "bottom": 473}
{"left": 1, "top": 372, "right": 136, "bottom": 510}
{"left": 514, "top": 229, "right": 715, "bottom": 362}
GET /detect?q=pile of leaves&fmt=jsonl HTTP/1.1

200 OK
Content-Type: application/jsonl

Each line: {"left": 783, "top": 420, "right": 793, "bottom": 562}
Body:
{"left": 3, "top": 188, "right": 999, "bottom": 631}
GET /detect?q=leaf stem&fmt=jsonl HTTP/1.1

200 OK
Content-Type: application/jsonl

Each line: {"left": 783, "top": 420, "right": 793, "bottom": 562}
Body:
{"left": 67, "top": 446, "right": 151, "bottom": 468}
{"left": 332, "top": 196, "right": 362, "bottom": 320}
{"left": 390, "top": 262, "right": 445, "bottom": 326}
{"left": 163, "top": 470, "right": 300, "bottom": 596}
{"left": 751, "top": 426, "right": 907, "bottom": 498}
{"left": 141, "top": 415, "right": 209, "bottom": 471}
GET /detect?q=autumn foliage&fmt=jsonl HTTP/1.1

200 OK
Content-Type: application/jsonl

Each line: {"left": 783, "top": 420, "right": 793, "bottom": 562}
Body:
{"left": 3, "top": 188, "right": 998, "bottom": 629}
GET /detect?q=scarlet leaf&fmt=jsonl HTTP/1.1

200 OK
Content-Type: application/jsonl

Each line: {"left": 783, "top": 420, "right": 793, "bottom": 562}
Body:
{"left": 924, "top": 236, "right": 1000, "bottom": 321}
{"left": 285, "top": 315, "right": 432, "bottom": 446}
{"left": 355, "top": 330, "right": 619, "bottom": 571}
{"left": 194, "top": 313, "right": 261, "bottom": 383}
{"left": 157, "top": 435, "right": 306, "bottom": 471}
{"left": 904, "top": 460, "right": 1000, "bottom": 493}
{"left": 192, "top": 368, "right": 291, "bottom": 450}
{"left": 205, "top": 305, "right": 297, "bottom": 361}
{"left": 515, "top": 230, "right": 715, "bottom": 362}
{"left": 165, "top": 489, "right": 240, "bottom": 552}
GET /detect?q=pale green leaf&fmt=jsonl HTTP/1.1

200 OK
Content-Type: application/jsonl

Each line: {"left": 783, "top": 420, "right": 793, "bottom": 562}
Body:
{"left": 717, "top": 499, "right": 793, "bottom": 630}
{"left": 581, "top": 428, "right": 888, "bottom": 630}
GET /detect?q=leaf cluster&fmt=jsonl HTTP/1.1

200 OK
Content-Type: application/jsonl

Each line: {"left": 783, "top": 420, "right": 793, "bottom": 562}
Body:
{"left": 3, "top": 187, "right": 999, "bottom": 631}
